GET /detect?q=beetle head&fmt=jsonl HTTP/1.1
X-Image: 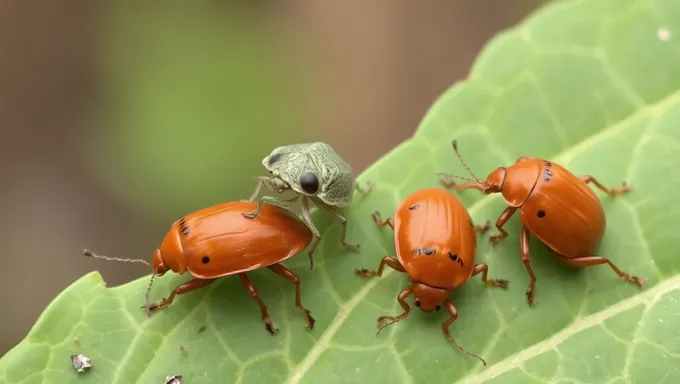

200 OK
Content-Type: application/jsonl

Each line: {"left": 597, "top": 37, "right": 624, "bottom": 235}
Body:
{"left": 483, "top": 167, "right": 506, "bottom": 194}
{"left": 152, "top": 227, "right": 187, "bottom": 276}
{"left": 412, "top": 282, "right": 448, "bottom": 313}
{"left": 151, "top": 248, "right": 168, "bottom": 276}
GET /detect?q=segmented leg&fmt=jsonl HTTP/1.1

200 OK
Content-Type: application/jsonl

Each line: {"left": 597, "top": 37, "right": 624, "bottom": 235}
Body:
{"left": 442, "top": 301, "right": 487, "bottom": 365}
{"left": 519, "top": 226, "right": 538, "bottom": 306}
{"left": 145, "top": 278, "right": 215, "bottom": 313}
{"left": 489, "top": 206, "right": 518, "bottom": 245}
{"left": 355, "top": 256, "right": 405, "bottom": 277}
{"left": 300, "top": 196, "right": 322, "bottom": 270}
{"left": 268, "top": 264, "right": 315, "bottom": 330}
{"left": 580, "top": 175, "right": 630, "bottom": 196}
{"left": 471, "top": 263, "right": 509, "bottom": 288}
{"left": 239, "top": 273, "right": 278, "bottom": 334}
{"left": 371, "top": 211, "right": 394, "bottom": 230}
{"left": 242, "top": 194, "right": 299, "bottom": 219}
{"left": 315, "top": 198, "right": 360, "bottom": 252}
{"left": 559, "top": 255, "right": 646, "bottom": 288}
{"left": 377, "top": 287, "right": 413, "bottom": 334}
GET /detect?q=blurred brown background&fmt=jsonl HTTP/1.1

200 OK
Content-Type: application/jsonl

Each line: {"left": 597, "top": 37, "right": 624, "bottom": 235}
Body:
{"left": 0, "top": 0, "right": 546, "bottom": 355}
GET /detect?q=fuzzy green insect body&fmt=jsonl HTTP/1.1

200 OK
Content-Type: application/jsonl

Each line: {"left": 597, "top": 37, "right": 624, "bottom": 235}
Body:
{"left": 244, "top": 142, "right": 373, "bottom": 268}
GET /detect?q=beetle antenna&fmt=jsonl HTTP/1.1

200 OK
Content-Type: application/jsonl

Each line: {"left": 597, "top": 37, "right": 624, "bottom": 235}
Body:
{"left": 83, "top": 249, "right": 151, "bottom": 267}
{"left": 436, "top": 172, "right": 477, "bottom": 183}
{"left": 143, "top": 274, "right": 155, "bottom": 317}
{"left": 450, "top": 139, "right": 482, "bottom": 182}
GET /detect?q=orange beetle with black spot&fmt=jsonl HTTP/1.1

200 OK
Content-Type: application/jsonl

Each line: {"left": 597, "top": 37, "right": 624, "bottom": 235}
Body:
{"left": 438, "top": 139, "right": 646, "bottom": 306}
{"left": 84, "top": 201, "right": 314, "bottom": 335}
{"left": 355, "top": 187, "right": 509, "bottom": 366}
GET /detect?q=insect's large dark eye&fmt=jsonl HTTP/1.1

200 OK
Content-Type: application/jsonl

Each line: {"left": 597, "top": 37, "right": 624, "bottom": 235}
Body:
{"left": 414, "top": 299, "right": 421, "bottom": 307}
{"left": 300, "top": 172, "right": 319, "bottom": 194}
{"left": 268, "top": 153, "right": 282, "bottom": 166}
{"left": 422, "top": 248, "right": 435, "bottom": 255}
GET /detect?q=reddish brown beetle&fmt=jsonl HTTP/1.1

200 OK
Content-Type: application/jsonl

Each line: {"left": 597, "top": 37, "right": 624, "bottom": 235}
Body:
{"left": 84, "top": 201, "right": 315, "bottom": 334}
{"left": 438, "top": 140, "right": 646, "bottom": 306}
{"left": 355, "top": 187, "right": 509, "bottom": 365}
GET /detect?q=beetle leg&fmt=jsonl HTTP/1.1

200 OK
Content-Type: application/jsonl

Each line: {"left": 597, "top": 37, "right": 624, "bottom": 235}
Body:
{"left": 268, "top": 264, "right": 316, "bottom": 330}
{"left": 558, "top": 255, "right": 646, "bottom": 288}
{"left": 300, "top": 197, "right": 322, "bottom": 270}
{"left": 488, "top": 206, "right": 517, "bottom": 245}
{"left": 519, "top": 225, "right": 538, "bottom": 306}
{"left": 442, "top": 300, "right": 487, "bottom": 366}
{"left": 247, "top": 179, "right": 263, "bottom": 201}
{"left": 471, "top": 263, "right": 509, "bottom": 289}
{"left": 580, "top": 175, "right": 631, "bottom": 197}
{"left": 377, "top": 287, "right": 413, "bottom": 334}
{"left": 371, "top": 211, "right": 395, "bottom": 230}
{"left": 315, "top": 199, "right": 361, "bottom": 253}
{"left": 355, "top": 256, "right": 405, "bottom": 277}
{"left": 242, "top": 194, "right": 299, "bottom": 219}
{"left": 145, "top": 278, "right": 216, "bottom": 313}
{"left": 239, "top": 273, "right": 279, "bottom": 335}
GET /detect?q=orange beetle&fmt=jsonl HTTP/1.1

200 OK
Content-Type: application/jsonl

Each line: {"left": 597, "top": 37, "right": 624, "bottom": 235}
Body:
{"left": 355, "top": 187, "right": 509, "bottom": 365}
{"left": 438, "top": 140, "right": 646, "bottom": 306}
{"left": 84, "top": 201, "right": 315, "bottom": 334}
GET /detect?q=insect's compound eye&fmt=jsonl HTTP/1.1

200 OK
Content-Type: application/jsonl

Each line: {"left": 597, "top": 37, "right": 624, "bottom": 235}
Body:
{"left": 422, "top": 248, "right": 435, "bottom": 255}
{"left": 268, "top": 153, "right": 282, "bottom": 166}
{"left": 449, "top": 252, "right": 458, "bottom": 261}
{"left": 435, "top": 305, "right": 441, "bottom": 312}
{"left": 414, "top": 299, "right": 421, "bottom": 307}
{"left": 300, "top": 171, "right": 320, "bottom": 194}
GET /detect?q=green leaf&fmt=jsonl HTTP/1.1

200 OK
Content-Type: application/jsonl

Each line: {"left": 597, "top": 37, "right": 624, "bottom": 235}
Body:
{"left": 3, "top": 0, "right": 680, "bottom": 382}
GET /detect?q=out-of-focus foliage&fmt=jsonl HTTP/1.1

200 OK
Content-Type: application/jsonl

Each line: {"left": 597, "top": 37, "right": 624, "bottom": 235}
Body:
{"left": 85, "top": 1, "right": 310, "bottom": 218}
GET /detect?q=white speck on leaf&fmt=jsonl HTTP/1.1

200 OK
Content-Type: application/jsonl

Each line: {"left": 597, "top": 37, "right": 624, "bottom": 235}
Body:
{"left": 658, "top": 27, "right": 671, "bottom": 41}
{"left": 70, "top": 354, "right": 92, "bottom": 373}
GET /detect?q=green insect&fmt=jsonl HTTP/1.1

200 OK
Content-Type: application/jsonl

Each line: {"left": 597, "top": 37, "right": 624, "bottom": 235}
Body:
{"left": 244, "top": 142, "right": 373, "bottom": 268}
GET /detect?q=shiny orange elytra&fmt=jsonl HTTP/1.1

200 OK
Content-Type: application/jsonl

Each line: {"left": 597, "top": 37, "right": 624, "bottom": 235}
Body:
{"left": 84, "top": 201, "right": 315, "bottom": 335}
{"left": 355, "top": 187, "right": 509, "bottom": 365}
{"left": 439, "top": 140, "right": 646, "bottom": 306}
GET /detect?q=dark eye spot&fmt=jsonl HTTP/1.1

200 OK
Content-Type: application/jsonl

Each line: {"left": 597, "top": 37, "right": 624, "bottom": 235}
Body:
{"left": 300, "top": 172, "right": 319, "bottom": 194}
{"left": 201, "top": 256, "right": 210, "bottom": 264}
{"left": 449, "top": 252, "right": 457, "bottom": 261}
{"left": 268, "top": 153, "right": 281, "bottom": 166}
{"left": 414, "top": 300, "right": 421, "bottom": 307}
{"left": 408, "top": 204, "right": 420, "bottom": 210}
{"left": 435, "top": 305, "right": 441, "bottom": 312}
{"left": 422, "top": 248, "right": 435, "bottom": 255}
{"left": 537, "top": 210, "right": 546, "bottom": 218}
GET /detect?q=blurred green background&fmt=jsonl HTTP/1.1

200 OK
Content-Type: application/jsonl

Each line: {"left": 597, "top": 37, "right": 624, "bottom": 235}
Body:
{"left": 0, "top": 0, "right": 547, "bottom": 355}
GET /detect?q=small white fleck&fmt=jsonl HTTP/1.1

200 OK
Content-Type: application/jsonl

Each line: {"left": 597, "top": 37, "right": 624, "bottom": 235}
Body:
{"left": 658, "top": 27, "right": 671, "bottom": 41}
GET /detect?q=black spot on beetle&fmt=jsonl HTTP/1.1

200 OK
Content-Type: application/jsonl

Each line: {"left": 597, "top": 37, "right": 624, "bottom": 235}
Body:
{"left": 422, "top": 248, "right": 435, "bottom": 255}
{"left": 449, "top": 252, "right": 457, "bottom": 261}
{"left": 543, "top": 169, "right": 553, "bottom": 181}
{"left": 268, "top": 153, "right": 282, "bottom": 166}
{"left": 408, "top": 204, "right": 420, "bottom": 211}
{"left": 201, "top": 256, "right": 210, "bottom": 264}
{"left": 537, "top": 210, "right": 546, "bottom": 218}
{"left": 544, "top": 160, "right": 552, "bottom": 167}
